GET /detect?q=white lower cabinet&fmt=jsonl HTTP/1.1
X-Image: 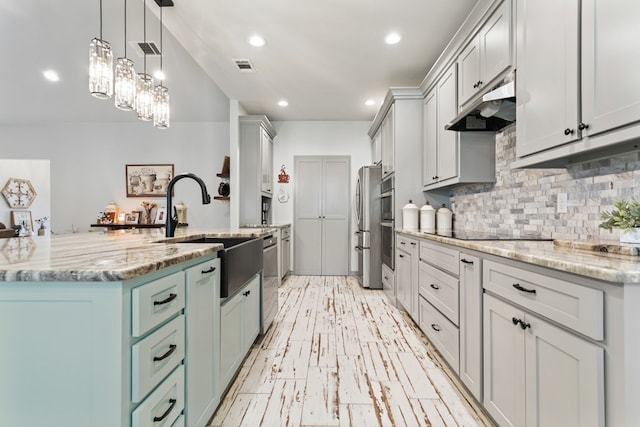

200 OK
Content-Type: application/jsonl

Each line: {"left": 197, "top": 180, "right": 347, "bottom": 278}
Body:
{"left": 396, "top": 234, "right": 418, "bottom": 320}
{"left": 185, "top": 258, "right": 220, "bottom": 427}
{"left": 219, "top": 274, "right": 261, "bottom": 394}
{"left": 484, "top": 294, "right": 605, "bottom": 427}
{"left": 459, "top": 253, "right": 483, "bottom": 401}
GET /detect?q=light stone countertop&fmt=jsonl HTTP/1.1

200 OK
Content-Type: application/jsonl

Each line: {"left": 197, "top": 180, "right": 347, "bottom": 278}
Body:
{"left": 398, "top": 229, "right": 640, "bottom": 284}
{"left": 0, "top": 227, "right": 274, "bottom": 282}
{"left": 242, "top": 223, "right": 291, "bottom": 229}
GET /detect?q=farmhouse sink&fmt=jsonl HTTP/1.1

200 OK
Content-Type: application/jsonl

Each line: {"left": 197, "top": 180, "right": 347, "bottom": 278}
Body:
{"left": 179, "top": 236, "right": 263, "bottom": 298}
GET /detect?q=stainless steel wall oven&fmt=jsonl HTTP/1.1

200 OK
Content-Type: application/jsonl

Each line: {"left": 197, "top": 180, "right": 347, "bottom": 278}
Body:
{"left": 381, "top": 220, "right": 394, "bottom": 269}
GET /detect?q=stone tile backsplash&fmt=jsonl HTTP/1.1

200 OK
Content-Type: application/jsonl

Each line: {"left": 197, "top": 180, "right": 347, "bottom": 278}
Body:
{"left": 449, "top": 124, "right": 640, "bottom": 241}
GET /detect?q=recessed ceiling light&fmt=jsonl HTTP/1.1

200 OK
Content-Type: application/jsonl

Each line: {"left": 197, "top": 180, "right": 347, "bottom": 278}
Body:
{"left": 278, "top": 100, "right": 289, "bottom": 107}
{"left": 249, "top": 35, "right": 266, "bottom": 47}
{"left": 365, "top": 99, "right": 376, "bottom": 106}
{"left": 385, "top": 32, "right": 402, "bottom": 45}
{"left": 154, "top": 70, "right": 166, "bottom": 80}
{"left": 43, "top": 69, "right": 59, "bottom": 82}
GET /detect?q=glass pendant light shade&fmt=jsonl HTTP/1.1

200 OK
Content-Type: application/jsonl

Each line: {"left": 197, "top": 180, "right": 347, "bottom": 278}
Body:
{"left": 89, "top": 38, "right": 113, "bottom": 99}
{"left": 114, "top": 58, "right": 137, "bottom": 110}
{"left": 153, "top": 85, "right": 170, "bottom": 129}
{"left": 136, "top": 73, "right": 155, "bottom": 121}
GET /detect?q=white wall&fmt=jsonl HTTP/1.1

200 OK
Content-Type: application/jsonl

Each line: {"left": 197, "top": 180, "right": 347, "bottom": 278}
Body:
{"left": 271, "top": 121, "right": 372, "bottom": 272}
{"left": 0, "top": 160, "right": 50, "bottom": 234}
{"left": 0, "top": 122, "right": 229, "bottom": 234}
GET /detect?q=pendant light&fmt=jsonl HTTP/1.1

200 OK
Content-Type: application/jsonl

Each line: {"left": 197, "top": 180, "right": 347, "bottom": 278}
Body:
{"left": 89, "top": 0, "right": 113, "bottom": 99}
{"left": 153, "top": 5, "right": 170, "bottom": 129}
{"left": 114, "top": 0, "right": 136, "bottom": 110}
{"left": 136, "top": 0, "right": 154, "bottom": 121}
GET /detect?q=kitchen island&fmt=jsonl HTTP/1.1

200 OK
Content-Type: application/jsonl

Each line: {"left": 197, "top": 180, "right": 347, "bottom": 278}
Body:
{"left": 397, "top": 229, "right": 640, "bottom": 427}
{"left": 0, "top": 228, "right": 274, "bottom": 427}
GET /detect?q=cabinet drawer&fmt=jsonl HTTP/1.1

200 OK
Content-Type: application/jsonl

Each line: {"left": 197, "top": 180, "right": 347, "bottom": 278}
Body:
{"left": 132, "top": 272, "right": 185, "bottom": 337}
{"left": 419, "top": 296, "right": 459, "bottom": 373}
{"left": 397, "top": 235, "right": 418, "bottom": 255}
{"left": 171, "top": 414, "right": 184, "bottom": 427}
{"left": 419, "top": 260, "right": 459, "bottom": 326}
{"left": 420, "top": 240, "right": 459, "bottom": 276}
{"left": 483, "top": 260, "right": 603, "bottom": 340}
{"left": 132, "top": 365, "right": 184, "bottom": 427}
{"left": 132, "top": 315, "right": 185, "bottom": 402}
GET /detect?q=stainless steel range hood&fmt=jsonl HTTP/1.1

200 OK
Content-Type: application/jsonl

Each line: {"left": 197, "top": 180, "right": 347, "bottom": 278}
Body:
{"left": 445, "top": 80, "right": 515, "bottom": 132}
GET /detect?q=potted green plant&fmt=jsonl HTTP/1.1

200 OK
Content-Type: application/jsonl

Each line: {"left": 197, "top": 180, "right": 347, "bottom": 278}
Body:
{"left": 599, "top": 199, "right": 640, "bottom": 244}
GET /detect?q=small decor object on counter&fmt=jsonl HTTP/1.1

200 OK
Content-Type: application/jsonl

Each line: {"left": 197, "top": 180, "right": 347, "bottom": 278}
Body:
{"left": 401, "top": 200, "right": 419, "bottom": 229}
{"left": 420, "top": 202, "right": 436, "bottom": 233}
{"left": 126, "top": 164, "right": 174, "bottom": 197}
{"left": 154, "top": 207, "right": 167, "bottom": 224}
{"left": 11, "top": 210, "right": 33, "bottom": 231}
{"left": 218, "top": 181, "right": 230, "bottom": 197}
{"left": 278, "top": 165, "right": 290, "bottom": 183}
{"left": 97, "top": 211, "right": 116, "bottom": 225}
{"left": 600, "top": 199, "right": 640, "bottom": 245}
{"left": 436, "top": 204, "right": 453, "bottom": 234}
{"left": 175, "top": 201, "right": 187, "bottom": 224}
{"left": 124, "top": 212, "right": 140, "bottom": 225}
{"left": 34, "top": 217, "right": 48, "bottom": 236}
{"left": 2, "top": 177, "right": 37, "bottom": 208}
{"left": 140, "top": 201, "right": 157, "bottom": 225}
{"left": 104, "top": 201, "right": 120, "bottom": 223}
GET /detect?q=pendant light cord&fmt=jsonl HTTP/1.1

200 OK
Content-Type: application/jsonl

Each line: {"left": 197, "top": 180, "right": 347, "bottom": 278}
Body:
{"left": 143, "top": 0, "right": 147, "bottom": 73}
{"left": 123, "top": 0, "right": 127, "bottom": 57}
{"left": 159, "top": 6, "right": 163, "bottom": 74}
{"left": 99, "top": 0, "right": 103, "bottom": 40}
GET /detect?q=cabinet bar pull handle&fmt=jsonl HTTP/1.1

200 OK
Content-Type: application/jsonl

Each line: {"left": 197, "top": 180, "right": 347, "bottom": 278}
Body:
{"left": 399, "top": 254, "right": 405, "bottom": 258}
{"left": 400, "top": 241, "right": 406, "bottom": 245}
{"left": 430, "top": 283, "right": 440, "bottom": 290}
{"left": 410, "top": 242, "right": 417, "bottom": 246}
{"left": 153, "top": 344, "right": 177, "bottom": 362}
{"left": 153, "top": 293, "right": 177, "bottom": 306}
{"left": 201, "top": 266, "right": 216, "bottom": 274}
{"left": 461, "top": 258, "right": 474, "bottom": 264}
{"left": 243, "top": 290, "right": 251, "bottom": 296}
{"left": 512, "top": 283, "right": 536, "bottom": 294}
{"left": 153, "top": 398, "right": 177, "bottom": 422}
{"left": 431, "top": 324, "right": 441, "bottom": 332}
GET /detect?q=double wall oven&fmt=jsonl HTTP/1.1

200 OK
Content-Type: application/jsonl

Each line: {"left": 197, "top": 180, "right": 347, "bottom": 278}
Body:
{"left": 380, "top": 176, "right": 394, "bottom": 270}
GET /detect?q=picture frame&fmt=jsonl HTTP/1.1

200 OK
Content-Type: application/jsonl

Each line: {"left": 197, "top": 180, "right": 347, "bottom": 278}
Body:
{"left": 11, "top": 210, "right": 33, "bottom": 230}
{"left": 126, "top": 164, "right": 174, "bottom": 198}
{"left": 154, "top": 207, "right": 167, "bottom": 224}
{"left": 124, "top": 212, "right": 140, "bottom": 225}
{"left": 97, "top": 211, "right": 116, "bottom": 225}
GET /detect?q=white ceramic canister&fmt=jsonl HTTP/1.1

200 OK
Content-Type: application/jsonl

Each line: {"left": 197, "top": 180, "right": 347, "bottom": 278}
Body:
{"left": 420, "top": 202, "right": 436, "bottom": 233}
{"left": 436, "top": 204, "right": 453, "bottom": 234}
{"left": 401, "top": 200, "right": 419, "bottom": 230}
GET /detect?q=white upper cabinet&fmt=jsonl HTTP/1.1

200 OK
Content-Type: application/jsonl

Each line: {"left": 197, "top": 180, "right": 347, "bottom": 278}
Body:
{"left": 423, "top": 63, "right": 495, "bottom": 190}
{"left": 380, "top": 105, "right": 395, "bottom": 178}
{"left": 516, "top": 0, "right": 580, "bottom": 158}
{"left": 516, "top": 0, "right": 640, "bottom": 165}
{"left": 458, "top": 0, "right": 512, "bottom": 107}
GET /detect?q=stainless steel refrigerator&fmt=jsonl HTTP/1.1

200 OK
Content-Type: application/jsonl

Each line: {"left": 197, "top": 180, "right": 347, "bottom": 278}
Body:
{"left": 355, "top": 165, "right": 382, "bottom": 288}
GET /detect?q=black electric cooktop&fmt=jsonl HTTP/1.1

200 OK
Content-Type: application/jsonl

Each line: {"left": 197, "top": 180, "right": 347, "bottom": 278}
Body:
{"left": 432, "top": 230, "right": 553, "bottom": 241}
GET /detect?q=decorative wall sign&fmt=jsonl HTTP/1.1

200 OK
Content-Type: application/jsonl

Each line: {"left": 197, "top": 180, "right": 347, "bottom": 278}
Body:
{"left": 278, "top": 165, "right": 290, "bottom": 183}
{"left": 2, "top": 178, "right": 37, "bottom": 208}
{"left": 126, "top": 164, "right": 174, "bottom": 197}
{"left": 11, "top": 211, "right": 33, "bottom": 230}
{"left": 277, "top": 186, "right": 290, "bottom": 203}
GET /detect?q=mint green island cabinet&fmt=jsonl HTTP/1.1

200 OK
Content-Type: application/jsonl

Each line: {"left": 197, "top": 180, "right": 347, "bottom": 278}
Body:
{"left": 0, "top": 230, "right": 266, "bottom": 427}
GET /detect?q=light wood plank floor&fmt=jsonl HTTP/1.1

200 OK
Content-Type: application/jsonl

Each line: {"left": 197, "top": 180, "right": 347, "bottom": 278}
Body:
{"left": 209, "top": 275, "right": 494, "bottom": 427}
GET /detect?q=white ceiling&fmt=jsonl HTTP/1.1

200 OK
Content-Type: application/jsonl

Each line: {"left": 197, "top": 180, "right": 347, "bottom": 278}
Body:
{"left": 0, "top": 0, "right": 479, "bottom": 124}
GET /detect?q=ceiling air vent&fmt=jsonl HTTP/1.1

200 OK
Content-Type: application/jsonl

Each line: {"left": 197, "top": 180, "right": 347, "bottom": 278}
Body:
{"left": 136, "top": 42, "right": 161, "bottom": 56}
{"left": 233, "top": 59, "right": 255, "bottom": 73}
